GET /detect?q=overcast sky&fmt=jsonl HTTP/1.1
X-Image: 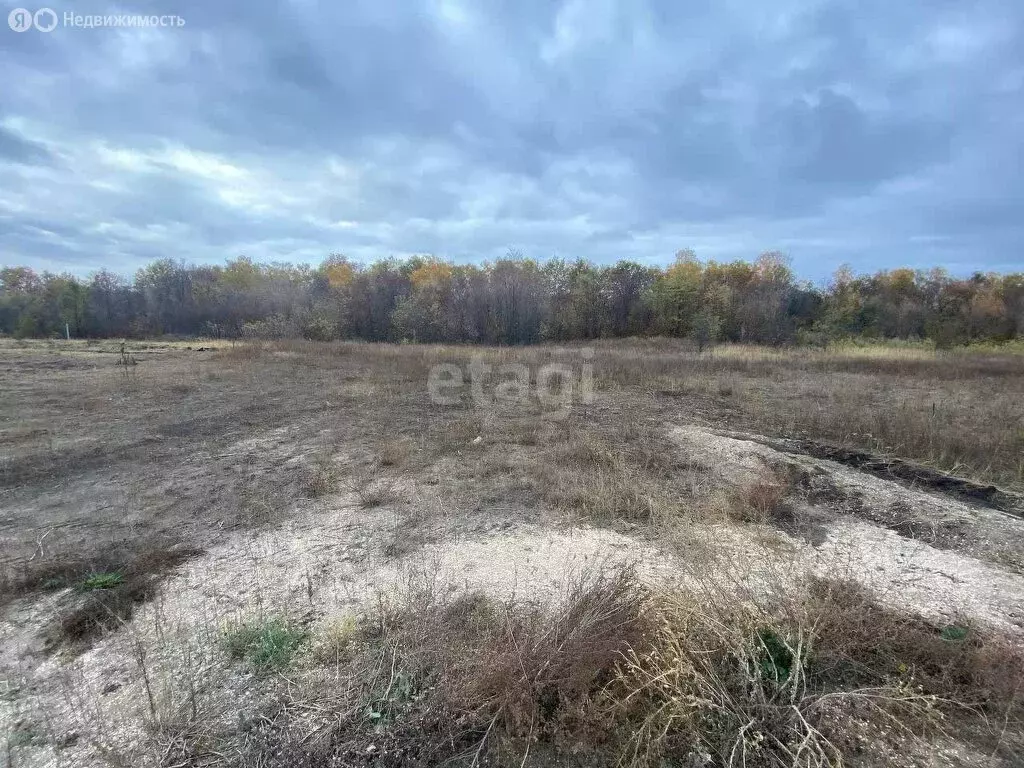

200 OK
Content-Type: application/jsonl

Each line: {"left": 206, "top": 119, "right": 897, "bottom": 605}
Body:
{"left": 1, "top": 1, "right": 1022, "bottom": 281}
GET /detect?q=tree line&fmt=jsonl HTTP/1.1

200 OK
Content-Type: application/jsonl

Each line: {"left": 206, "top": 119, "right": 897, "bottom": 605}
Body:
{"left": 2, "top": 251, "right": 1022, "bottom": 346}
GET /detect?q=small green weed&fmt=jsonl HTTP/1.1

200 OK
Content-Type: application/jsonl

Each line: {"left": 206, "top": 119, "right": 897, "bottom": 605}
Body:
{"left": 224, "top": 618, "right": 307, "bottom": 672}
{"left": 365, "top": 669, "right": 420, "bottom": 725}
{"left": 755, "top": 628, "right": 797, "bottom": 685}
{"left": 78, "top": 572, "right": 124, "bottom": 591}
{"left": 940, "top": 624, "right": 969, "bottom": 643}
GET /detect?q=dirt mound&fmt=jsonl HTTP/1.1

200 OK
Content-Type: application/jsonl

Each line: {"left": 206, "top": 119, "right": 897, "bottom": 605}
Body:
{"left": 669, "top": 424, "right": 1024, "bottom": 632}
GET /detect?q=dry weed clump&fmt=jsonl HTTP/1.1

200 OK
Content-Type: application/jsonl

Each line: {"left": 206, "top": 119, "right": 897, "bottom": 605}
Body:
{"left": 311, "top": 567, "right": 651, "bottom": 766}
{"left": 377, "top": 437, "right": 415, "bottom": 467}
{"left": 8, "top": 536, "right": 196, "bottom": 601}
{"left": 805, "top": 578, "right": 1024, "bottom": 711}
{"left": 304, "top": 450, "right": 342, "bottom": 498}
{"left": 611, "top": 575, "right": 1024, "bottom": 767}
{"left": 533, "top": 430, "right": 676, "bottom": 525}
{"left": 729, "top": 465, "right": 800, "bottom": 526}
{"left": 349, "top": 464, "right": 399, "bottom": 508}
{"left": 309, "top": 615, "right": 360, "bottom": 665}
{"left": 209, "top": 566, "right": 1024, "bottom": 767}
{"left": 434, "top": 414, "right": 485, "bottom": 454}
{"left": 382, "top": 506, "right": 434, "bottom": 558}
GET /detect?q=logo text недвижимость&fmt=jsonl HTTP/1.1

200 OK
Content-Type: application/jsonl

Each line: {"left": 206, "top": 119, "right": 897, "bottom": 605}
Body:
{"left": 8, "top": 8, "right": 185, "bottom": 32}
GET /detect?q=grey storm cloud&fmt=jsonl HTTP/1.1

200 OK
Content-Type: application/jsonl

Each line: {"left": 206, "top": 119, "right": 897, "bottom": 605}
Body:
{"left": 1, "top": 0, "right": 1022, "bottom": 278}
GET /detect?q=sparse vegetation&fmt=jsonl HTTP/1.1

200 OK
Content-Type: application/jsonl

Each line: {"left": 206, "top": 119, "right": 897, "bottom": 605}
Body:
{"left": 378, "top": 437, "right": 415, "bottom": 467}
{"left": 1, "top": 337, "right": 1023, "bottom": 767}
{"left": 4, "top": 540, "right": 203, "bottom": 651}
{"left": 310, "top": 615, "right": 360, "bottom": 665}
{"left": 350, "top": 465, "right": 400, "bottom": 508}
{"left": 223, "top": 618, "right": 307, "bottom": 672}
{"left": 730, "top": 467, "right": 798, "bottom": 525}
{"left": 177, "top": 567, "right": 1024, "bottom": 767}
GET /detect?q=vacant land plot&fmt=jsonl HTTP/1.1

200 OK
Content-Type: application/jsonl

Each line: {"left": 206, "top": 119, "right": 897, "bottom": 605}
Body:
{"left": 2, "top": 338, "right": 1024, "bottom": 767}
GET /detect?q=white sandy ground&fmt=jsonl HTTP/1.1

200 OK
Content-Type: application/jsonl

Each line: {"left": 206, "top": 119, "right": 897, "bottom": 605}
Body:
{"left": 4, "top": 424, "right": 1024, "bottom": 766}
{"left": 1, "top": 513, "right": 680, "bottom": 768}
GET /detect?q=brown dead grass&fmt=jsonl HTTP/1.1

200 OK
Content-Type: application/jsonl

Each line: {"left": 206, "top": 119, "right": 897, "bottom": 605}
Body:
{"left": 377, "top": 437, "right": 415, "bottom": 468}
{"left": 591, "top": 339, "right": 1024, "bottom": 491}
{"left": 532, "top": 431, "right": 670, "bottom": 525}
{"left": 807, "top": 578, "right": 1024, "bottom": 710}
{"left": 304, "top": 451, "right": 341, "bottom": 498}
{"left": 3, "top": 338, "right": 1023, "bottom": 765}
{"left": 184, "top": 566, "right": 1024, "bottom": 768}
{"left": 729, "top": 466, "right": 799, "bottom": 526}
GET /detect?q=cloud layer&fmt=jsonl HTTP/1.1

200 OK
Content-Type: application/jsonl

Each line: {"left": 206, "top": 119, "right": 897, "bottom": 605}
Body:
{"left": 2, "top": 0, "right": 1022, "bottom": 280}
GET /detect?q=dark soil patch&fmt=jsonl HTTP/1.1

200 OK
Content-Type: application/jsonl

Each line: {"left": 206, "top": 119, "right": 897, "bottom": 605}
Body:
{"left": 764, "top": 437, "right": 1023, "bottom": 517}
{"left": 786, "top": 462, "right": 975, "bottom": 551}
{"left": 9, "top": 539, "right": 204, "bottom": 652}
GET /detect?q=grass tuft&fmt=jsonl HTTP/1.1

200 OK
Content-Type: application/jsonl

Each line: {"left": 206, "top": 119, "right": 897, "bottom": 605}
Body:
{"left": 77, "top": 572, "right": 124, "bottom": 591}
{"left": 223, "top": 618, "right": 307, "bottom": 673}
{"left": 304, "top": 451, "right": 340, "bottom": 498}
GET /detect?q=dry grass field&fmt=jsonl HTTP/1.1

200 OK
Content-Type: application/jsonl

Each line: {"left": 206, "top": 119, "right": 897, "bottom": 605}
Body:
{"left": 2, "top": 337, "right": 1024, "bottom": 767}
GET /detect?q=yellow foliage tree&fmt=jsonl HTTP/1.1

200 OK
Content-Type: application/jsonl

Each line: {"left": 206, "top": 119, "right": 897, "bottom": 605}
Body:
{"left": 409, "top": 260, "right": 454, "bottom": 290}
{"left": 325, "top": 261, "right": 356, "bottom": 290}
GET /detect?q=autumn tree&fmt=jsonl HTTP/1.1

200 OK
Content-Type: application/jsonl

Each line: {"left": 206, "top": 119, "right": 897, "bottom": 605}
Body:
{"left": 1, "top": 253, "right": 1020, "bottom": 346}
